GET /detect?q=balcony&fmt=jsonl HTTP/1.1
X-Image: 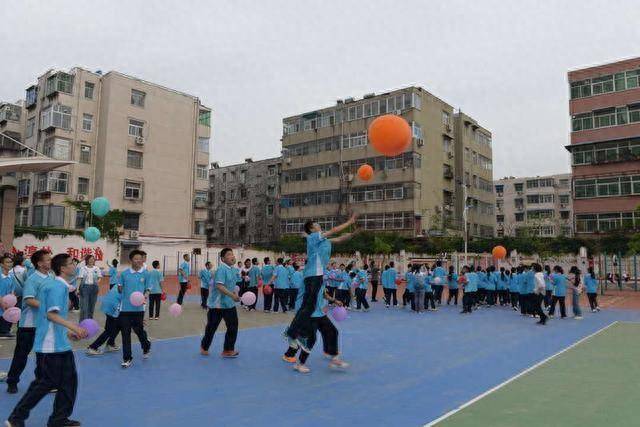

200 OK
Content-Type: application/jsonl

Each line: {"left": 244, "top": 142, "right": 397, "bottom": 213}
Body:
{"left": 25, "top": 85, "right": 38, "bottom": 109}
{"left": 0, "top": 104, "right": 21, "bottom": 124}
{"left": 45, "top": 72, "right": 74, "bottom": 98}
{"left": 193, "top": 199, "right": 208, "bottom": 209}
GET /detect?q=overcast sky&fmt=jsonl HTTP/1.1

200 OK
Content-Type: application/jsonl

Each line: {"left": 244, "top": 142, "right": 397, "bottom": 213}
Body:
{"left": 2, "top": 0, "right": 639, "bottom": 178}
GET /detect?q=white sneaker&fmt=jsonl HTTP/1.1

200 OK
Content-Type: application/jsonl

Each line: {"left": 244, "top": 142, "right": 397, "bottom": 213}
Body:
{"left": 85, "top": 348, "right": 103, "bottom": 356}
{"left": 121, "top": 359, "right": 133, "bottom": 369}
{"left": 105, "top": 344, "right": 120, "bottom": 352}
{"left": 574, "top": 316, "right": 583, "bottom": 320}
{"left": 293, "top": 363, "right": 311, "bottom": 374}
{"left": 591, "top": 309, "right": 597, "bottom": 313}
{"left": 143, "top": 350, "right": 151, "bottom": 359}
{"left": 0, "top": 371, "right": 7, "bottom": 382}
{"left": 363, "top": 308, "right": 370, "bottom": 312}
{"left": 329, "top": 358, "right": 350, "bottom": 370}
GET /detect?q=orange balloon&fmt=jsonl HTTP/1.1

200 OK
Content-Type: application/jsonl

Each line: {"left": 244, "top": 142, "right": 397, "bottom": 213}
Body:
{"left": 368, "top": 114, "right": 412, "bottom": 157}
{"left": 492, "top": 246, "right": 507, "bottom": 259}
{"left": 357, "top": 164, "right": 374, "bottom": 181}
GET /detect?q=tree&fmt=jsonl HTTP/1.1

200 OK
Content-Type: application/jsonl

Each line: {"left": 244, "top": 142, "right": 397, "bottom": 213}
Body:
{"left": 63, "top": 199, "right": 124, "bottom": 243}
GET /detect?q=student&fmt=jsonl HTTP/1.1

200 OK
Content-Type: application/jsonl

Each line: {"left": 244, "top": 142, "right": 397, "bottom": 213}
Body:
{"left": 354, "top": 264, "right": 370, "bottom": 312}
{"left": 289, "top": 262, "right": 303, "bottom": 311}
{"left": 370, "top": 264, "right": 381, "bottom": 302}
{"left": 118, "top": 250, "right": 151, "bottom": 368}
{"left": 326, "top": 262, "right": 338, "bottom": 298}
{"left": 200, "top": 248, "right": 241, "bottom": 358}
{"left": 486, "top": 266, "right": 497, "bottom": 306}
{"left": 108, "top": 259, "right": 120, "bottom": 290}
{"left": 584, "top": 267, "right": 599, "bottom": 313}
{"left": 496, "top": 267, "right": 509, "bottom": 306}
{"left": 335, "top": 264, "right": 351, "bottom": 308}
{"left": 382, "top": 261, "right": 398, "bottom": 308}
{"left": 286, "top": 260, "right": 296, "bottom": 310}
{"left": 6, "top": 250, "right": 52, "bottom": 394}
{"left": 285, "top": 213, "right": 358, "bottom": 352}
{"left": 402, "top": 263, "right": 414, "bottom": 309}
{"left": 240, "top": 259, "right": 251, "bottom": 306}
{"left": 246, "top": 258, "right": 261, "bottom": 311}
{"left": 460, "top": 266, "right": 477, "bottom": 314}
{"left": 10, "top": 254, "right": 27, "bottom": 308}
{"left": 548, "top": 265, "right": 567, "bottom": 319}
{"left": 543, "top": 265, "right": 553, "bottom": 309}
{"left": 5, "top": 253, "right": 88, "bottom": 427}
{"left": 261, "top": 258, "right": 275, "bottom": 312}
{"left": 67, "top": 259, "right": 80, "bottom": 312}
{"left": 269, "top": 258, "right": 289, "bottom": 314}
{"left": 432, "top": 261, "right": 447, "bottom": 304}
{"left": 446, "top": 266, "right": 459, "bottom": 305}
{"left": 146, "top": 261, "right": 164, "bottom": 320}
{"left": 177, "top": 253, "right": 191, "bottom": 305}
{"left": 199, "top": 262, "right": 213, "bottom": 310}
{"left": 423, "top": 267, "right": 436, "bottom": 311}
{"left": 0, "top": 255, "right": 15, "bottom": 338}
{"left": 476, "top": 266, "right": 487, "bottom": 306}
{"left": 509, "top": 267, "right": 520, "bottom": 310}
{"left": 532, "top": 263, "right": 548, "bottom": 325}
{"left": 413, "top": 265, "right": 426, "bottom": 313}
{"left": 78, "top": 254, "right": 102, "bottom": 321}
{"left": 568, "top": 266, "right": 584, "bottom": 320}
{"left": 86, "top": 282, "right": 122, "bottom": 355}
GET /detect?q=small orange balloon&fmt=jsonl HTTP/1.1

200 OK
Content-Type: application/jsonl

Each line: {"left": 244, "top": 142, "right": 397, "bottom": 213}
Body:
{"left": 357, "top": 164, "right": 374, "bottom": 181}
{"left": 492, "top": 246, "right": 507, "bottom": 259}
{"left": 368, "top": 114, "right": 412, "bottom": 157}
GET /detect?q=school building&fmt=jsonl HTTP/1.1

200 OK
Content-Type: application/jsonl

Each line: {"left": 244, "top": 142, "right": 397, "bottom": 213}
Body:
{"left": 567, "top": 57, "right": 640, "bottom": 234}
{"left": 279, "top": 86, "right": 497, "bottom": 238}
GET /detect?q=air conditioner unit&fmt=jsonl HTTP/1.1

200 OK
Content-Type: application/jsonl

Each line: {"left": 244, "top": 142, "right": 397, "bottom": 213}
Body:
{"left": 394, "top": 109, "right": 402, "bottom": 115}
{"left": 134, "top": 136, "right": 145, "bottom": 145}
{"left": 347, "top": 174, "right": 354, "bottom": 182}
{"left": 285, "top": 158, "right": 291, "bottom": 164}
{"left": 416, "top": 138, "right": 424, "bottom": 147}
{"left": 128, "top": 230, "right": 139, "bottom": 239}
{"left": 75, "top": 194, "right": 86, "bottom": 201}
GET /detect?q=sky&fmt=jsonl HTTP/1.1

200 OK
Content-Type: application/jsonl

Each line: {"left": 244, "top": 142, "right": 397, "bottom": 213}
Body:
{"left": 2, "top": 0, "right": 639, "bottom": 178}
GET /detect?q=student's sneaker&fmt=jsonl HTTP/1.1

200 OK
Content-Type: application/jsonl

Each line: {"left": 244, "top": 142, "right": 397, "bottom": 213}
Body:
{"left": 282, "top": 355, "right": 297, "bottom": 363}
{"left": 105, "top": 344, "right": 120, "bottom": 352}
{"left": 6, "top": 383, "right": 17, "bottom": 394}
{"left": 296, "top": 337, "right": 311, "bottom": 353}
{"left": 0, "top": 372, "right": 6, "bottom": 382}
{"left": 85, "top": 348, "right": 103, "bottom": 356}
{"left": 59, "top": 420, "right": 81, "bottom": 426}
{"left": 574, "top": 316, "right": 583, "bottom": 320}
{"left": 121, "top": 359, "right": 133, "bottom": 369}
{"left": 264, "top": 310, "right": 271, "bottom": 313}
{"left": 221, "top": 350, "right": 239, "bottom": 358}
{"left": 385, "top": 304, "right": 390, "bottom": 308}
{"left": 328, "top": 358, "right": 350, "bottom": 370}
{"left": 591, "top": 309, "right": 597, "bottom": 313}
{"left": 293, "top": 363, "right": 311, "bottom": 374}
{"left": 548, "top": 314, "right": 554, "bottom": 318}
{"left": 596, "top": 307, "right": 601, "bottom": 312}
{"left": 513, "top": 306, "right": 518, "bottom": 311}
{"left": 429, "top": 308, "right": 438, "bottom": 312}
{"left": 143, "top": 350, "right": 151, "bottom": 359}
{"left": 200, "top": 348, "right": 210, "bottom": 356}
{"left": 363, "top": 308, "right": 370, "bottom": 312}
{"left": 5, "top": 419, "right": 25, "bottom": 427}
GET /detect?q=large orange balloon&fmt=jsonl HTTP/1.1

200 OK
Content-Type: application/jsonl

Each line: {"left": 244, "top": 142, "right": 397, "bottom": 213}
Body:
{"left": 492, "top": 245, "right": 507, "bottom": 259}
{"left": 368, "top": 114, "right": 412, "bottom": 157}
{"left": 357, "top": 164, "right": 374, "bottom": 181}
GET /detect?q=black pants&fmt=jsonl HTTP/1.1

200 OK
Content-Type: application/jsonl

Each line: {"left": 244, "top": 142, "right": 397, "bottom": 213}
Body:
{"left": 587, "top": 292, "right": 599, "bottom": 310}
{"left": 549, "top": 296, "right": 566, "bottom": 318}
{"left": 287, "top": 275, "right": 323, "bottom": 341}
{"left": 273, "top": 289, "right": 288, "bottom": 313}
{"left": 288, "top": 288, "right": 298, "bottom": 310}
{"left": 327, "top": 286, "right": 336, "bottom": 298}
{"left": 201, "top": 307, "right": 238, "bottom": 352}
{"left": 402, "top": 289, "right": 412, "bottom": 306}
{"left": 498, "top": 289, "right": 508, "bottom": 305}
{"left": 355, "top": 288, "right": 369, "bottom": 310}
{"left": 263, "top": 285, "right": 274, "bottom": 311}
{"left": 544, "top": 290, "right": 552, "bottom": 308}
{"left": 462, "top": 291, "right": 475, "bottom": 312}
{"left": 433, "top": 285, "right": 444, "bottom": 304}
{"left": 405, "top": 291, "right": 415, "bottom": 310}
{"left": 200, "top": 287, "right": 209, "bottom": 308}
{"left": 8, "top": 351, "right": 77, "bottom": 427}
{"left": 119, "top": 312, "right": 150, "bottom": 361}
{"left": 487, "top": 290, "right": 496, "bottom": 306}
{"left": 0, "top": 316, "right": 11, "bottom": 334}
{"left": 247, "top": 286, "right": 258, "bottom": 310}
{"left": 447, "top": 288, "right": 459, "bottom": 305}
{"left": 510, "top": 291, "right": 519, "bottom": 308}
{"left": 424, "top": 291, "right": 436, "bottom": 309}
{"left": 148, "top": 294, "right": 161, "bottom": 318}
{"left": 335, "top": 289, "right": 350, "bottom": 307}
{"left": 383, "top": 288, "right": 397, "bottom": 306}
{"left": 7, "top": 327, "right": 36, "bottom": 386}
{"left": 519, "top": 293, "right": 528, "bottom": 314}
{"left": 532, "top": 294, "right": 548, "bottom": 323}
{"left": 371, "top": 280, "right": 379, "bottom": 301}
{"left": 89, "top": 315, "right": 119, "bottom": 350}
{"left": 306, "top": 315, "right": 339, "bottom": 355}
{"left": 69, "top": 291, "right": 80, "bottom": 310}
{"left": 177, "top": 283, "right": 188, "bottom": 305}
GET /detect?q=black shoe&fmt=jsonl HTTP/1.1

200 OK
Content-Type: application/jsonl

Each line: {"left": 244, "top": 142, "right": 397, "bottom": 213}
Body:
{"left": 6, "top": 418, "right": 26, "bottom": 427}
{"left": 53, "top": 419, "right": 81, "bottom": 426}
{"left": 7, "top": 383, "right": 17, "bottom": 394}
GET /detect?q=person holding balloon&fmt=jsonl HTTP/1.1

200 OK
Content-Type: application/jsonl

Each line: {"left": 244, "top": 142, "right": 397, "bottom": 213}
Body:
{"left": 86, "top": 281, "right": 122, "bottom": 356}
{"left": 5, "top": 253, "right": 88, "bottom": 427}
{"left": 0, "top": 254, "right": 16, "bottom": 338}
{"left": 146, "top": 261, "right": 164, "bottom": 320}
{"left": 199, "top": 262, "right": 213, "bottom": 310}
{"left": 246, "top": 258, "right": 261, "bottom": 311}
{"left": 176, "top": 253, "right": 191, "bottom": 306}
{"left": 432, "top": 261, "right": 447, "bottom": 305}
{"left": 261, "top": 257, "right": 275, "bottom": 312}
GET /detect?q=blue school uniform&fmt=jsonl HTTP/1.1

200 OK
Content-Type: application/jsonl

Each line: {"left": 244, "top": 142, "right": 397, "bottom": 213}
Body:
{"left": 304, "top": 232, "right": 331, "bottom": 278}
{"left": 0, "top": 273, "right": 13, "bottom": 316}
{"left": 291, "top": 270, "right": 303, "bottom": 290}
{"left": 34, "top": 276, "right": 72, "bottom": 353}
{"left": 248, "top": 266, "right": 260, "bottom": 287}
{"left": 464, "top": 272, "right": 478, "bottom": 292}
{"left": 383, "top": 268, "right": 398, "bottom": 289}
{"left": 108, "top": 266, "right": 119, "bottom": 286}
{"left": 146, "top": 269, "right": 164, "bottom": 294}
{"left": 311, "top": 282, "right": 328, "bottom": 318}
{"left": 448, "top": 273, "right": 459, "bottom": 290}
{"left": 585, "top": 275, "right": 598, "bottom": 293}
{"left": 101, "top": 285, "right": 123, "bottom": 318}
{"left": 433, "top": 267, "right": 446, "bottom": 279}
{"left": 357, "top": 270, "right": 368, "bottom": 290}
{"left": 208, "top": 263, "right": 237, "bottom": 309}
{"left": 544, "top": 272, "right": 553, "bottom": 292}
{"left": 20, "top": 271, "right": 51, "bottom": 328}
{"left": 274, "top": 265, "right": 289, "bottom": 289}
{"left": 119, "top": 267, "right": 148, "bottom": 312}
{"left": 551, "top": 273, "right": 567, "bottom": 297}
{"left": 287, "top": 265, "right": 295, "bottom": 288}
{"left": 199, "top": 269, "right": 212, "bottom": 288}
{"left": 405, "top": 272, "right": 416, "bottom": 292}
{"left": 338, "top": 272, "right": 351, "bottom": 291}
{"left": 261, "top": 265, "right": 274, "bottom": 283}
{"left": 178, "top": 261, "right": 190, "bottom": 283}
{"left": 424, "top": 274, "right": 433, "bottom": 292}
{"left": 496, "top": 272, "right": 509, "bottom": 291}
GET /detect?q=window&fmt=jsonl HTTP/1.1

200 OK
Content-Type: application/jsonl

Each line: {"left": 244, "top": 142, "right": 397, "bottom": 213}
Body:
{"left": 238, "top": 208, "right": 247, "bottom": 218}
{"left": 442, "top": 137, "right": 452, "bottom": 153}
{"left": 240, "top": 188, "right": 247, "bottom": 198}
{"left": 267, "top": 185, "right": 276, "bottom": 196}
{"left": 128, "top": 119, "right": 144, "bottom": 137}
{"left": 267, "top": 204, "right": 274, "bottom": 217}
{"left": 442, "top": 111, "right": 451, "bottom": 126}
{"left": 560, "top": 211, "right": 570, "bottom": 220}
{"left": 559, "top": 195, "right": 570, "bottom": 205}
{"left": 16, "top": 208, "right": 29, "bottom": 226}
{"left": 199, "top": 110, "right": 211, "bottom": 127}
{"left": 124, "top": 180, "right": 142, "bottom": 200}
{"left": 26, "top": 86, "right": 37, "bottom": 108}
{"left": 82, "top": 113, "right": 93, "bottom": 132}
{"left": 527, "top": 210, "right": 554, "bottom": 220}
{"left": 194, "top": 221, "right": 205, "bottom": 235}
{"left": 18, "top": 179, "right": 30, "bottom": 197}
{"left": 26, "top": 118, "right": 35, "bottom": 139}
{"left": 75, "top": 210, "right": 86, "bottom": 229}
{"left": 222, "top": 173, "right": 226, "bottom": 183}
{"left": 32, "top": 205, "right": 65, "bottom": 227}
{"left": 40, "top": 104, "right": 72, "bottom": 130}
{"left": 198, "top": 137, "right": 209, "bottom": 153}
{"left": 123, "top": 212, "right": 140, "bottom": 230}
{"left": 131, "top": 89, "right": 146, "bottom": 107}
{"left": 495, "top": 184, "right": 504, "bottom": 194}
{"left": 84, "top": 82, "right": 94, "bottom": 99}
{"left": 496, "top": 215, "right": 504, "bottom": 223}
{"left": 45, "top": 72, "right": 73, "bottom": 96}
{"left": 412, "top": 122, "right": 422, "bottom": 139}
{"left": 197, "top": 164, "right": 208, "bottom": 180}
{"left": 77, "top": 177, "right": 89, "bottom": 195}
{"left": 515, "top": 213, "right": 524, "bottom": 222}
{"left": 43, "top": 138, "right": 71, "bottom": 160}
{"left": 127, "top": 150, "right": 143, "bottom": 169}
{"left": 195, "top": 190, "right": 208, "bottom": 205}
{"left": 341, "top": 131, "right": 367, "bottom": 149}
{"left": 80, "top": 145, "right": 91, "bottom": 164}
{"left": 575, "top": 175, "right": 640, "bottom": 198}
{"left": 37, "top": 171, "right": 69, "bottom": 193}
{"left": 268, "top": 165, "right": 276, "bottom": 176}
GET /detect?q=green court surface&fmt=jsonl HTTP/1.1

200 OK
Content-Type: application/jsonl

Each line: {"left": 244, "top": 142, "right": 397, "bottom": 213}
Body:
{"left": 434, "top": 322, "right": 640, "bottom": 427}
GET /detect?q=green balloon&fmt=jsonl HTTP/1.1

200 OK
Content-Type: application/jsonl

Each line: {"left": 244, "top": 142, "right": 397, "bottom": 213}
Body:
{"left": 91, "top": 197, "right": 110, "bottom": 217}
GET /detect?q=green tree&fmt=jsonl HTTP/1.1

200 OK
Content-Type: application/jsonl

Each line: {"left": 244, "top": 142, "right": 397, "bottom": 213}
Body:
{"left": 63, "top": 199, "right": 124, "bottom": 242}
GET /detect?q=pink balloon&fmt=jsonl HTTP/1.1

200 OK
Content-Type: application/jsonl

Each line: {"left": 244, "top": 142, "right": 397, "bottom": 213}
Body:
{"left": 130, "top": 291, "right": 145, "bottom": 307}
{"left": 331, "top": 306, "right": 347, "bottom": 322}
{"left": 2, "top": 307, "right": 21, "bottom": 323}
{"left": 433, "top": 277, "right": 442, "bottom": 285}
{"left": 79, "top": 319, "right": 99, "bottom": 339}
{"left": 240, "top": 292, "right": 256, "bottom": 306}
{"left": 2, "top": 294, "right": 17, "bottom": 308}
{"left": 169, "top": 303, "right": 182, "bottom": 317}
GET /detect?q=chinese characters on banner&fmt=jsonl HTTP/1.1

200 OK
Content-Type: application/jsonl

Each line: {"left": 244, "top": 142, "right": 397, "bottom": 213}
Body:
{"left": 12, "top": 245, "right": 104, "bottom": 261}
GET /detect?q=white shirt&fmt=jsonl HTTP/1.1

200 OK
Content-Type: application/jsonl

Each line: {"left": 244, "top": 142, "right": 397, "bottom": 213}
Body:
{"left": 79, "top": 265, "right": 102, "bottom": 285}
{"left": 534, "top": 272, "right": 546, "bottom": 295}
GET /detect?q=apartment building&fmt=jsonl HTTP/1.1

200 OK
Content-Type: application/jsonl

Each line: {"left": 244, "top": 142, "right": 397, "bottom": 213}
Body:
{"left": 279, "top": 87, "right": 496, "bottom": 238}
{"left": 0, "top": 101, "right": 25, "bottom": 156}
{"left": 567, "top": 57, "right": 640, "bottom": 234}
{"left": 494, "top": 174, "right": 573, "bottom": 237}
{"left": 13, "top": 67, "right": 211, "bottom": 248}
{"left": 207, "top": 157, "right": 281, "bottom": 245}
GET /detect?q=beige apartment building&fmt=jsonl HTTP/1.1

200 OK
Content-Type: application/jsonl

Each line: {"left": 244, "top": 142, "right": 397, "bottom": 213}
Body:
{"left": 10, "top": 67, "right": 211, "bottom": 250}
{"left": 494, "top": 174, "right": 573, "bottom": 237}
{"left": 280, "top": 86, "right": 496, "bottom": 238}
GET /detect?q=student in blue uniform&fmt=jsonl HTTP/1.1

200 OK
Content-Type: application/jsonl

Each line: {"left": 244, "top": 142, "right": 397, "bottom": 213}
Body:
{"left": 413, "top": 266, "right": 426, "bottom": 313}
{"left": 286, "top": 260, "right": 296, "bottom": 310}
{"left": 289, "top": 262, "right": 303, "bottom": 311}
{"left": 548, "top": 265, "right": 567, "bottom": 318}
{"left": 269, "top": 258, "right": 289, "bottom": 314}
{"left": 23, "top": 258, "right": 35, "bottom": 279}
{"left": 432, "top": 261, "right": 447, "bottom": 305}
{"left": 446, "top": 265, "right": 459, "bottom": 305}
{"left": 246, "top": 258, "right": 261, "bottom": 312}
{"left": 335, "top": 265, "right": 351, "bottom": 308}
{"left": 354, "top": 264, "right": 370, "bottom": 311}
{"left": 86, "top": 282, "right": 122, "bottom": 356}
{"left": 382, "top": 262, "right": 398, "bottom": 308}
{"left": 118, "top": 250, "right": 151, "bottom": 368}
{"left": 0, "top": 255, "right": 15, "bottom": 338}
{"left": 461, "top": 266, "right": 478, "bottom": 314}
{"left": 402, "top": 264, "right": 413, "bottom": 309}
{"left": 509, "top": 267, "right": 520, "bottom": 310}
{"left": 496, "top": 267, "right": 508, "bottom": 306}
{"left": 146, "top": 261, "right": 164, "bottom": 320}
{"left": 6, "top": 253, "right": 88, "bottom": 427}
{"left": 476, "top": 266, "right": 486, "bottom": 305}
{"left": 199, "top": 262, "right": 213, "bottom": 310}
{"left": 200, "top": 248, "right": 241, "bottom": 358}
{"left": 585, "top": 267, "right": 600, "bottom": 313}
{"left": 6, "top": 250, "right": 52, "bottom": 394}
{"left": 486, "top": 266, "right": 497, "bottom": 306}
{"left": 326, "top": 262, "right": 337, "bottom": 298}
{"left": 108, "top": 259, "right": 120, "bottom": 290}
{"left": 261, "top": 258, "right": 275, "bottom": 312}
{"left": 423, "top": 267, "right": 436, "bottom": 311}
{"left": 176, "top": 253, "right": 191, "bottom": 305}
{"left": 543, "top": 265, "right": 553, "bottom": 309}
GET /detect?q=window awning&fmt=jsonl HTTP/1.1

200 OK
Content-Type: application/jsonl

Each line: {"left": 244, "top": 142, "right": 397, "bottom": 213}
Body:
{"left": 0, "top": 156, "right": 75, "bottom": 174}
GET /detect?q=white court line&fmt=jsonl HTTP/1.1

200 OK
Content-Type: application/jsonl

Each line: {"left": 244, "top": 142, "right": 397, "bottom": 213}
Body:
{"left": 423, "top": 320, "right": 620, "bottom": 427}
